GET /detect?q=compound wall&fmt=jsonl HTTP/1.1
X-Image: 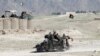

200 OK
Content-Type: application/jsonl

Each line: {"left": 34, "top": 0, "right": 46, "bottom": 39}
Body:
{"left": 0, "top": 18, "right": 3, "bottom": 30}
{"left": 11, "top": 18, "right": 19, "bottom": 29}
{"left": 0, "top": 18, "right": 34, "bottom": 30}
{"left": 3, "top": 18, "right": 11, "bottom": 29}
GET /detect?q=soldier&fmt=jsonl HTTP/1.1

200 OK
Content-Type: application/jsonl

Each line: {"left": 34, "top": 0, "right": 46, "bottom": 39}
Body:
{"left": 62, "top": 34, "right": 73, "bottom": 49}
{"left": 41, "top": 41, "right": 48, "bottom": 52}
{"left": 48, "top": 32, "right": 54, "bottom": 50}
{"left": 53, "top": 31, "right": 60, "bottom": 42}
{"left": 44, "top": 34, "right": 49, "bottom": 42}
{"left": 44, "top": 32, "right": 53, "bottom": 43}
{"left": 35, "top": 44, "right": 44, "bottom": 52}
{"left": 44, "top": 32, "right": 54, "bottom": 51}
{"left": 62, "top": 34, "right": 67, "bottom": 48}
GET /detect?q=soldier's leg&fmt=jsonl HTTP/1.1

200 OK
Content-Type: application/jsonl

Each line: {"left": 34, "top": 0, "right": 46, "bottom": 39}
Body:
{"left": 66, "top": 41, "right": 69, "bottom": 47}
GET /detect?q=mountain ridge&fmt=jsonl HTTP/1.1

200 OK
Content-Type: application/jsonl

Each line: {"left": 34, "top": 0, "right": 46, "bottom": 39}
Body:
{"left": 0, "top": 0, "right": 100, "bottom": 15}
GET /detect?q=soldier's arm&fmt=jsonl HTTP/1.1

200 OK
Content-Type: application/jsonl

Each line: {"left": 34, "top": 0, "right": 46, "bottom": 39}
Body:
{"left": 67, "top": 36, "right": 74, "bottom": 41}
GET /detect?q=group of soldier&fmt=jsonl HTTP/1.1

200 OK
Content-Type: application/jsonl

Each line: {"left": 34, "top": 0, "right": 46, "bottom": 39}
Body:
{"left": 35, "top": 31, "right": 73, "bottom": 52}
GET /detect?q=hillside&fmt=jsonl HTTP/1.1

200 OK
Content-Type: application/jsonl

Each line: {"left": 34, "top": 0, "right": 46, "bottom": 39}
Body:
{"left": 0, "top": 0, "right": 100, "bottom": 15}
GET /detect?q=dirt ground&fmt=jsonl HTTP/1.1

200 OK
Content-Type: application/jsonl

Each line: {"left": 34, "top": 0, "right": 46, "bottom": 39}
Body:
{"left": 0, "top": 32, "right": 100, "bottom": 56}
{"left": 0, "top": 14, "right": 100, "bottom": 56}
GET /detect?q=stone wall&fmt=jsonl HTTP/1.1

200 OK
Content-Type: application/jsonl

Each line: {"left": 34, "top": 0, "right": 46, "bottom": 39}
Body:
{"left": 3, "top": 18, "right": 11, "bottom": 29}
{"left": 0, "top": 18, "right": 33, "bottom": 30}
{"left": 0, "top": 19, "right": 3, "bottom": 30}
{"left": 11, "top": 18, "right": 19, "bottom": 29}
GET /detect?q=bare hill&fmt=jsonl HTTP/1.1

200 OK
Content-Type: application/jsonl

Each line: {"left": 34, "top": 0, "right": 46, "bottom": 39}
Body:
{"left": 0, "top": 0, "right": 100, "bottom": 15}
